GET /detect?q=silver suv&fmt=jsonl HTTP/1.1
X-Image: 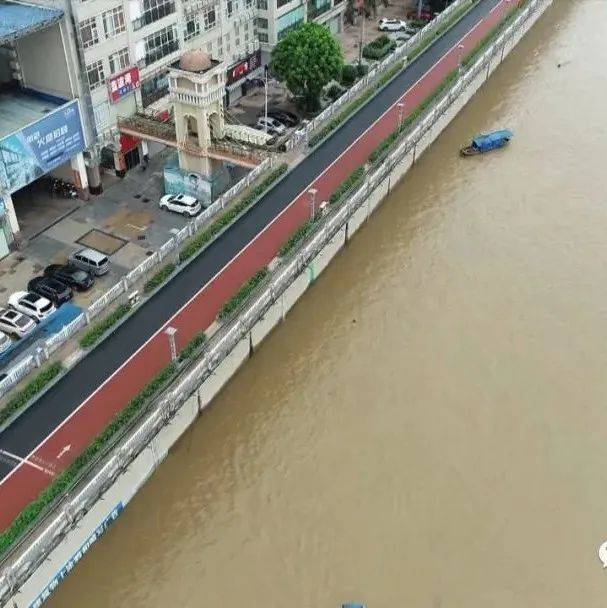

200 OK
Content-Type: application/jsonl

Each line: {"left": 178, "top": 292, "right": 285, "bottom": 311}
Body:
{"left": 69, "top": 248, "right": 110, "bottom": 276}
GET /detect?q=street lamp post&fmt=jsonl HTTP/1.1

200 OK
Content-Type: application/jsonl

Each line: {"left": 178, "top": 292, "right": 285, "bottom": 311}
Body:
{"left": 308, "top": 188, "right": 317, "bottom": 222}
{"left": 457, "top": 43, "right": 465, "bottom": 74}
{"left": 397, "top": 102, "right": 405, "bottom": 130}
{"left": 165, "top": 326, "right": 178, "bottom": 362}
{"left": 263, "top": 65, "right": 269, "bottom": 134}
{"left": 358, "top": 5, "right": 365, "bottom": 66}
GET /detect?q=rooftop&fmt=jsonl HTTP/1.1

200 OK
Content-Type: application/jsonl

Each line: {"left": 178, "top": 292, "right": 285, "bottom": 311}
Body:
{"left": 0, "top": 1, "right": 63, "bottom": 45}
{"left": 0, "top": 88, "right": 65, "bottom": 139}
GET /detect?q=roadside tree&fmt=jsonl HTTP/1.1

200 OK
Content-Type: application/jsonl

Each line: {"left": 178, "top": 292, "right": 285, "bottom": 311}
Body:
{"left": 271, "top": 23, "right": 344, "bottom": 112}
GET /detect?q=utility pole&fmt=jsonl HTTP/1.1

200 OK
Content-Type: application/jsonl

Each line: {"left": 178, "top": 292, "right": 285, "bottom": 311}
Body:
{"left": 308, "top": 188, "right": 317, "bottom": 222}
{"left": 358, "top": 4, "right": 365, "bottom": 66}
{"left": 264, "top": 64, "right": 268, "bottom": 133}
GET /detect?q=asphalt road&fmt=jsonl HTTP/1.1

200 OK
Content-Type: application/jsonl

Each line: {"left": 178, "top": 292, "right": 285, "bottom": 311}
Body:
{"left": 0, "top": 0, "right": 501, "bottom": 479}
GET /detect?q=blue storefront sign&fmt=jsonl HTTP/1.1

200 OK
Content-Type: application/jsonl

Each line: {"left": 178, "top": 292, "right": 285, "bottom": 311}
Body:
{"left": 29, "top": 502, "right": 124, "bottom": 608}
{"left": 0, "top": 99, "right": 85, "bottom": 194}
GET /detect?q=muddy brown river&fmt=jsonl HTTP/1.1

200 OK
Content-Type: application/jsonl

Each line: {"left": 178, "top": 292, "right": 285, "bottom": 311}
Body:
{"left": 48, "top": 2, "right": 607, "bottom": 606}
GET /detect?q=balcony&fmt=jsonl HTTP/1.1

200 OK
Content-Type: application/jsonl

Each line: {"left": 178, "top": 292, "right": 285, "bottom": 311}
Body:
{"left": 307, "top": 0, "right": 331, "bottom": 19}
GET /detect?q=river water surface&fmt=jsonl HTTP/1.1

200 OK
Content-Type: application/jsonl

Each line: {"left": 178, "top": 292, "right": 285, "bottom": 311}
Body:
{"left": 48, "top": 2, "right": 607, "bottom": 606}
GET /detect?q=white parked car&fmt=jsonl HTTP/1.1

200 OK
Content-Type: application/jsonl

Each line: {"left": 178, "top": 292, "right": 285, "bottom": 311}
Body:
{"left": 255, "top": 116, "right": 286, "bottom": 136}
{"left": 0, "top": 308, "right": 36, "bottom": 338}
{"left": 378, "top": 18, "right": 409, "bottom": 31}
{"left": 159, "top": 194, "right": 202, "bottom": 217}
{"left": 8, "top": 291, "right": 56, "bottom": 322}
{"left": 0, "top": 331, "right": 11, "bottom": 354}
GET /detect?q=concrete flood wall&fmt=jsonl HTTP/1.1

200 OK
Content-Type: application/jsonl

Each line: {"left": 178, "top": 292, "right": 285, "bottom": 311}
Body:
{"left": 3, "top": 1, "right": 553, "bottom": 605}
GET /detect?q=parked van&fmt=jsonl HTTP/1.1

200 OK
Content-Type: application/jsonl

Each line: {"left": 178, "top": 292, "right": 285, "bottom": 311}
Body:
{"left": 69, "top": 248, "right": 110, "bottom": 276}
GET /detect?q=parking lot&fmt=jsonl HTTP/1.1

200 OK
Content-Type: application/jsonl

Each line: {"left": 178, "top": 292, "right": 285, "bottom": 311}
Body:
{"left": 0, "top": 148, "right": 199, "bottom": 370}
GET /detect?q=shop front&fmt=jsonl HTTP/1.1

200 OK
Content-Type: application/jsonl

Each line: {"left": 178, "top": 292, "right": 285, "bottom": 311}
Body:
{"left": 224, "top": 49, "right": 263, "bottom": 106}
{"left": 0, "top": 98, "right": 86, "bottom": 251}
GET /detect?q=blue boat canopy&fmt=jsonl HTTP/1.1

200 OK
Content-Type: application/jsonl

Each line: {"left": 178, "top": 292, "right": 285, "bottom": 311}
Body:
{"left": 0, "top": 1, "right": 63, "bottom": 45}
{"left": 473, "top": 129, "right": 514, "bottom": 149}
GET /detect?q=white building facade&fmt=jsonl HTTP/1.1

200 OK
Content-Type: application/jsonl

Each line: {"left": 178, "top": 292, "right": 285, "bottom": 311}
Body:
{"left": 72, "top": 0, "right": 258, "bottom": 174}
{"left": 255, "top": 0, "right": 345, "bottom": 56}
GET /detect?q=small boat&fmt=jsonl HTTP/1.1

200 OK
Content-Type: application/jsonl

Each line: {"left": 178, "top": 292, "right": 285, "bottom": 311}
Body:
{"left": 460, "top": 129, "right": 514, "bottom": 156}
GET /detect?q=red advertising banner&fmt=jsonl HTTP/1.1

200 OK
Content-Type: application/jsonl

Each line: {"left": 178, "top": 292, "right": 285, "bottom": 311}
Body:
{"left": 226, "top": 49, "right": 262, "bottom": 86}
{"left": 108, "top": 66, "right": 141, "bottom": 104}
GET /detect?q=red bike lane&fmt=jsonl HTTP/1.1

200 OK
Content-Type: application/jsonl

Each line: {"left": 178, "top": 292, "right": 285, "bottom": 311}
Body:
{"left": 0, "top": 0, "right": 514, "bottom": 531}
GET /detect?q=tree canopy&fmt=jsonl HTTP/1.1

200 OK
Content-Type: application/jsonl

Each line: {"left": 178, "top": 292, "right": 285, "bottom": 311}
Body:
{"left": 270, "top": 23, "right": 344, "bottom": 112}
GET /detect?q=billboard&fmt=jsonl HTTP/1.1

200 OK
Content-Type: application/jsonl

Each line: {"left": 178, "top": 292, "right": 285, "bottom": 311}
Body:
{"left": 108, "top": 66, "right": 140, "bottom": 104}
{"left": 0, "top": 99, "right": 85, "bottom": 194}
{"left": 164, "top": 164, "right": 212, "bottom": 205}
{"left": 226, "top": 49, "right": 262, "bottom": 86}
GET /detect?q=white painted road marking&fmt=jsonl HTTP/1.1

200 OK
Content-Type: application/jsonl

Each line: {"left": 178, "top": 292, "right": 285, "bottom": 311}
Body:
{"left": 56, "top": 444, "right": 72, "bottom": 459}
{"left": 0, "top": 449, "right": 55, "bottom": 477}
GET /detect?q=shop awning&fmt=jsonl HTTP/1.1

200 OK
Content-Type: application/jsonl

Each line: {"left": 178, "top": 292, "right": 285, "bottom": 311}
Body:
{"left": 0, "top": 1, "right": 64, "bottom": 45}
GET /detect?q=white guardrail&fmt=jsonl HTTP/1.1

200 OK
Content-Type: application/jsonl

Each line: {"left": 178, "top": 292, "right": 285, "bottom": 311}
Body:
{"left": 0, "top": 155, "right": 275, "bottom": 400}
{"left": 0, "top": 0, "right": 473, "bottom": 401}
{"left": 0, "top": 0, "right": 543, "bottom": 600}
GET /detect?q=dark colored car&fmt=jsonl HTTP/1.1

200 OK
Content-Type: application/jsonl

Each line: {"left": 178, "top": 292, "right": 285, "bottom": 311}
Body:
{"left": 44, "top": 264, "right": 94, "bottom": 291}
{"left": 27, "top": 276, "right": 72, "bottom": 306}
{"left": 266, "top": 109, "right": 300, "bottom": 128}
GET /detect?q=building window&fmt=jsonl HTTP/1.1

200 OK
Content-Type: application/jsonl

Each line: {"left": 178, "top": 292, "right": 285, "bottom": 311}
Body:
{"left": 277, "top": 5, "right": 305, "bottom": 38}
{"left": 257, "top": 0, "right": 267, "bottom": 8}
{"left": 141, "top": 71, "right": 169, "bottom": 107}
{"left": 79, "top": 17, "right": 99, "bottom": 48}
{"left": 258, "top": 32, "right": 268, "bottom": 42}
{"left": 227, "top": 0, "right": 233, "bottom": 17}
{"left": 86, "top": 59, "right": 105, "bottom": 89}
{"left": 255, "top": 17, "right": 268, "bottom": 28}
{"left": 103, "top": 6, "right": 126, "bottom": 38}
{"left": 133, "top": 0, "right": 176, "bottom": 30}
{"left": 203, "top": 6, "right": 216, "bottom": 29}
{"left": 108, "top": 47, "right": 130, "bottom": 74}
{"left": 184, "top": 16, "right": 201, "bottom": 40}
{"left": 93, "top": 101, "right": 110, "bottom": 134}
{"left": 144, "top": 24, "right": 179, "bottom": 66}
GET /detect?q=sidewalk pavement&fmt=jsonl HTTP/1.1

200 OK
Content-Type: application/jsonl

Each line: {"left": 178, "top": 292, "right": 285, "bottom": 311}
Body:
{"left": 0, "top": 148, "right": 190, "bottom": 308}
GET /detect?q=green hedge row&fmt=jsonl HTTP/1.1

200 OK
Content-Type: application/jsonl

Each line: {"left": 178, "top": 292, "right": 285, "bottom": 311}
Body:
{"left": 308, "top": 62, "right": 404, "bottom": 148}
{"left": 144, "top": 263, "right": 176, "bottom": 293}
{"left": 369, "top": 70, "right": 459, "bottom": 165}
{"left": 363, "top": 36, "right": 396, "bottom": 60}
{"left": 0, "top": 363, "right": 63, "bottom": 427}
{"left": 279, "top": 221, "right": 316, "bottom": 257}
{"left": 219, "top": 268, "right": 269, "bottom": 320}
{"left": 329, "top": 167, "right": 365, "bottom": 204}
{"left": 0, "top": 361, "right": 178, "bottom": 556}
{"left": 80, "top": 303, "right": 131, "bottom": 349}
{"left": 179, "top": 164, "right": 288, "bottom": 263}
{"left": 0, "top": 324, "right": 215, "bottom": 556}
{"left": 178, "top": 331, "right": 207, "bottom": 362}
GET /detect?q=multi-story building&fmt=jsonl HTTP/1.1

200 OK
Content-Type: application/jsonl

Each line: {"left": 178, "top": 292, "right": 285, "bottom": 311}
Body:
{"left": 72, "top": 0, "right": 259, "bottom": 175}
{"left": 255, "top": 0, "right": 345, "bottom": 56}
{"left": 0, "top": 0, "right": 93, "bottom": 255}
